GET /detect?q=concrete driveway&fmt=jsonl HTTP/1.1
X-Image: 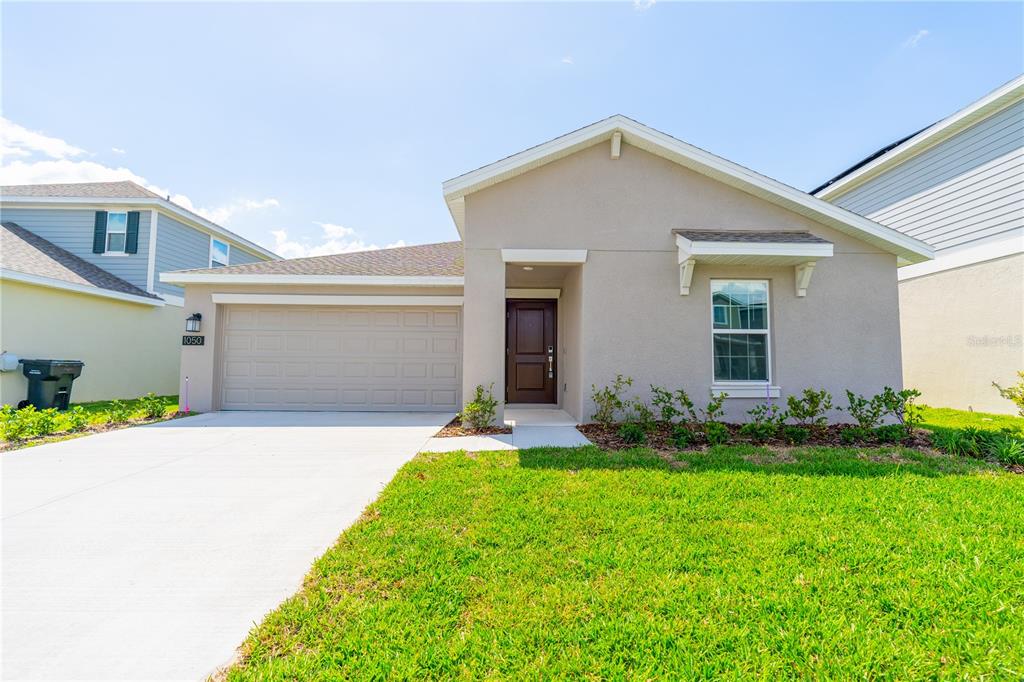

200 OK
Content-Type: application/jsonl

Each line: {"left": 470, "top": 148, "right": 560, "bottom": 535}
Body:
{"left": 1, "top": 411, "right": 451, "bottom": 681}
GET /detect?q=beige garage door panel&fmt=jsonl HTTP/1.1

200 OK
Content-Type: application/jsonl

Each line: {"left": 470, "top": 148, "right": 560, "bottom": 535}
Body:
{"left": 219, "top": 306, "right": 461, "bottom": 411}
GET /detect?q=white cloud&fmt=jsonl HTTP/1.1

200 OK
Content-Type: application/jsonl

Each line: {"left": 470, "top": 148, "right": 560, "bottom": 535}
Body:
{"left": 111, "top": 147, "right": 126, "bottom": 155}
{"left": 561, "top": 55, "right": 574, "bottom": 65}
{"left": 632, "top": 0, "right": 656, "bottom": 11}
{"left": 269, "top": 222, "right": 406, "bottom": 258}
{"left": 0, "top": 116, "right": 279, "bottom": 230}
{"left": 903, "top": 29, "right": 929, "bottom": 48}
{"left": 0, "top": 118, "right": 85, "bottom": 160}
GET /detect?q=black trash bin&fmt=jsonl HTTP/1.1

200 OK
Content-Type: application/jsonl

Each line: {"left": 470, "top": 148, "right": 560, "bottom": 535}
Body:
{"left": 21, "top": 359, "right": 85, "bottom": 410}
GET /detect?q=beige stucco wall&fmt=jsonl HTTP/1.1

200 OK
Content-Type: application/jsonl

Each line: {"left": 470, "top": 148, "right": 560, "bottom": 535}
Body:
{"left": 177, "top": 283, "right": 465, "bottom": 413}
{"left": 899, "top": 253, "right": 1024, "bottom": 414}
{"left": 462, "top": 139, "right": 903, "bottom": 421}
{"left": 0, "top": 280, "right": 181, "bottom": 405}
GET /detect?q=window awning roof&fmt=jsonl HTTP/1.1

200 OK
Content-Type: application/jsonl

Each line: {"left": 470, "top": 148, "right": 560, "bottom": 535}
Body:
{"left": 673, "top": 230, "right": 833, "bottom": 297}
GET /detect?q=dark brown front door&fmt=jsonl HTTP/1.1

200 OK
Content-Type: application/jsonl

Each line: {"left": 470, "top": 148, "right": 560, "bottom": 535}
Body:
{"left": 506, "top": 299, "right": 557, "bottom": 404}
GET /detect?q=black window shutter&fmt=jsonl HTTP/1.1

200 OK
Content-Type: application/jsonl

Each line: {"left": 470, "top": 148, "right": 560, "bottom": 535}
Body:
{"left": 125, "top": 211, "right": 140, "bottom": 254}
{"left": 92, "top": 211, "right": 108, "bottom": 253}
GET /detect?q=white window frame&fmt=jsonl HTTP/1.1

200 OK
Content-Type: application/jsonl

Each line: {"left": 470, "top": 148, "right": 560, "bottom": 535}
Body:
{"left": 104, "top": 211, "right": 129, "bottom": 256}
{"left": 209, "top": 237, "right": 230, "bottom": 267}
{"left": 709, "top": 279, "right": 773, "bottom": 390}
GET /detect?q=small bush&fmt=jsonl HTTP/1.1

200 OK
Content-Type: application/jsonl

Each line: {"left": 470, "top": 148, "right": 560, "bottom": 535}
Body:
{"left": 461, "top": 384, "right": 498, "bottom": 429}
{"left": 879, "top": 387, "right": 923, "bottom": 436}
{"left": 700, "top": 391, "right": 727, "bottom": 424}
{"left": 845, "top": 390, "right": 886, "bottom": 430}
{"left": 743, "top": 402, "right": 785, "bottom": 442}
{"left": 591, "top": 375, "right": 632, "bottom": 425}
{"left": 61, "top": 405, "right": 90, "bottom": 431}
{"left": 993, "top": 371, "right": 1024, "bottom": 417}
{"left": 0, "top": 405, "right": 32, "bottom": 441}
{"left": 740, "top": 421, "right": 776, "bottom": 443}
{"left": 704, "top": 421, "right": 730, "bottom": 446}
{"left": 839, "top": 427, "right": 869, "bottom": 445}
{"left": 781, "top": 425, "right": 809, "bottom": 445}
{"left": 617, "top": 422, "right": 647, "bottom": 445}
{"left": 873, "top": 424, "right": 905, "bottom": 444}
{"left": 624, "top": 398, "right": 656, "bottom": 432}
{"left": 106, "top": 400, "right": 133, "bottom": 424}
{"left": 989, "top": 432, "right": 1024, "bottom": 465}
{"left": 650, "top": 386, "right": 679, "bottom": 423}
{"left": 671, "top": 425, "right": 693, "bottom": 450}
{"left": 139, "top": 393, "right": 168, "bottom": 419}
{"left": 786, "top": 388, "right": 833, "bottom": 429}
{"left": 33, "top": 408, "right": 59, "bottom": 437}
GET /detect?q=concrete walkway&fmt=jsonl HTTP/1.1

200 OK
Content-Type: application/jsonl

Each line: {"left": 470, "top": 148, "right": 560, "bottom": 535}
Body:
{"left": 421, "top": 408, "right": 591, "bottom": 452}
{"left": 1, "top": 411, "right": 451, "bottom": 681}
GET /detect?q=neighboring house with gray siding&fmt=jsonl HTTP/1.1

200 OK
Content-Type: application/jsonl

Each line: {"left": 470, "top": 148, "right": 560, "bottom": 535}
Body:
{"left": 815, "top": 75, "right": 1024, "bottom": 414}
{"left": 0, "top": 181, "right": 277, "bottom": 404}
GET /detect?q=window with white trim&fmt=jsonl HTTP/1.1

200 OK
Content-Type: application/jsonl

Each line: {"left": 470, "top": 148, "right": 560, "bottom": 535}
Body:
{"left": 210, "top": 238, "right": 229, "bottom": 267}
{"left": 711, "top": 280, "right": 770, "bottom": 383}
{"left": 105, "top": 211, "right": 128, "bottom": 253}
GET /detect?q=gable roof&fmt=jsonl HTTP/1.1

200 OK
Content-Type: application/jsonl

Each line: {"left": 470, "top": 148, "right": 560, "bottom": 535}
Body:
{"left": 813, "top": 74, "right": 1024, "bottom": 200}
{"left": 673, "top": 229, "right": 831, "bottom": 245}
{"left": 0, "top": 221, "right": 163, "bottom": 305}
{"left": 0, "top": 181, "right": 279, "bottom": 261}
{"left": 442, "top": 115, "right": 934, "bottom": 265}
{"left": 160, "top": 241, "right": 464, "bottom": 285}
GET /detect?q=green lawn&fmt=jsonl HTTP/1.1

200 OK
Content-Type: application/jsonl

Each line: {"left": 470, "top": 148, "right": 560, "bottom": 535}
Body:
{"left": 227, "top": 445, "right": 1023, "bottom": 680}
{"left": 72, "top": 394, "right": 179, "bottom": 418}
{"left": 920, "top": 404, "right": 1024, "bottom": 435}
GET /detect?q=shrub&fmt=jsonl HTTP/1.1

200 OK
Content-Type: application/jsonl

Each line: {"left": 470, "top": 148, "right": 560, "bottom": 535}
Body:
{"left": 674, "top": 389, "right": 699, "bottom": 424}
{"left": 61, "top": 405, "right": 90, "bottom": 431}
{"left": 989, "top": 432, "right": 1024, "bottom": 465}
{"left": 0, "top": 405, "right": 32, "bottom": 441}
{"left": 781, "top": 425, "right": 809, "bottom": 445}
{"left": 591, "top": 375, "right": 632, "bottom": 425}
{"left": 879, "top": 387, "right": 923, "bottom": 436}
{"left": 617, "top": 422, "right": 647, "bottom": 445}
{"left": 873, "top": 424, "right": 905, "bottom": 444}
{"left": 786, "top": 388, "right": 833, "bottom": 429}
{"left": 839, "top": 427, "right": 869, "bottom": 445}
{"left": 743, "top": 402, "right": 785, "bottom": 442}
{"left": 461, "top": 384, "right": 498, "bottom": 429}
{"left": 33, "top": 408, "right": 59, "bottom": 437}
{"left": 704, "top": 421, "right": 730, "bottom": 446}
{"left": 139, "top": 393, "right": 168, "bottom": 419}
{"left": 993, "top": 371, "right": 1024, "bottom": 417}
{"left": 845, "top": 390, "right": 886, "bottom": 430}
{"left": 671, "top": 425, "right": 693, "bottom": 450}
{"left": 106, "top": 400, "right": 133, "bottom": 424}
{"left": 650, "top": 386, "right": 679, "bottom": 423}
{"left": 625, "top": 398, "right": 656, "bottom": 433}
{"left": 931, "top": 429, "right": 977, "bottom": 457}
{"left": 700, "top": 391, "right": 727, "bottom": 424}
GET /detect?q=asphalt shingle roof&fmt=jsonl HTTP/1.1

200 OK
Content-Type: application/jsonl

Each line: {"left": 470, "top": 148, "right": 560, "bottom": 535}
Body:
{"left": 178, "top": 241, "right": 465, "bottom": 277}
{"left": 1, "top": 181, "right": 162, "bottom": 200}
{"left": 673, "top": 230, "right": 831, "bottom": 244}
{"left": 1, "top": 222, "right": 161, "bottom": 300}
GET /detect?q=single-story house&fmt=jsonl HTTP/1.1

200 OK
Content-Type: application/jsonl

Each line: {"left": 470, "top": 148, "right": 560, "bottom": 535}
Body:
{"left": 164, "top": 116, "right": 933, "bottom": 422}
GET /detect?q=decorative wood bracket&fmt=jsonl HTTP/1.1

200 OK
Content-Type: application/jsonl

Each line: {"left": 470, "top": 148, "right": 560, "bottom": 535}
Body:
{"left": 794, "top": 261, "right": 816, "bottom": 297}
{"left": 679, "top": 258, "right": 696, "bottom": 295}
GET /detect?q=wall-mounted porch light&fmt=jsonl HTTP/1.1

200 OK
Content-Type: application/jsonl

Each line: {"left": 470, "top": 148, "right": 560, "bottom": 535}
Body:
{"left": 185, "top": 313, "right": 202, "bottom": 333}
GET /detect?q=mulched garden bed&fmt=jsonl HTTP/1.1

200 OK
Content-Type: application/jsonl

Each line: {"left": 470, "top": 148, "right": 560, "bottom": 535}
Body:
{"left": 578, "top": 422, "right": 934, "bottom": 451}
{"left": 434, "top": 416, "right": 512, "bottom": 438}
{"left": 0, "top": 411, "right": 194, "bottom": 452}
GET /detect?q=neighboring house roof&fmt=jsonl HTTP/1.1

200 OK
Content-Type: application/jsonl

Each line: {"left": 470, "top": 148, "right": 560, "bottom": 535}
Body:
{"left": 813, "top": 74, "right": 1024, "bottom": 200}
{"left": 672, "top": 230, "right": 831, "bottom": 244}
{"left": 442, "top": 115, "right": 933, "bottom": 265}
{"left": 0, "top": 181, "right": 278, "bottom": 261}
{"left": 161, "top": 241, "right": 464, "bottom": 285}
{"left": 0, "top": 221, "right": 163, "bottom": 305}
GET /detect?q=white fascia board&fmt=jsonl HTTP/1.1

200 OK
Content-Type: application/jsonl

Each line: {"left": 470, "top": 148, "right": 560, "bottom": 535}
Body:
{"left": 0, "top": 269, "right": 164, "bottom": 306}
{"left": 1, "top": 196, "right": 279, "bottom": 260}
{"left": 160, "top": 273, "right": 465, "bottom": 286}
{"left": 500, "top": 249, "right": 588, "bottom": 264}
{"left": 816, "top": 75, "right": 1024, "bottom": 201}
{"left": 675, "top": 234, "right": 834, "bottom": 260}
{"left": 897, "top": 228, "right": 1024, "bottom": 281}
{"left": 442, "top": 115, "right": 933, "bottom": 264}
{"left": 210, "top": 293, "right": 464, "bottom": 306}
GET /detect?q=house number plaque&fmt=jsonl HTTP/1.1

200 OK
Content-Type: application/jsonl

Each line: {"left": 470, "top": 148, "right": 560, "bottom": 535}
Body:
{"left": 182, "top": 335, "right": 205, "bottom": 346}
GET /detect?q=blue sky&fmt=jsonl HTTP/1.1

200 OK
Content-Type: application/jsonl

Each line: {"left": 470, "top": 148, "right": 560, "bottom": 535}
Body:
{"left": 2, "top": 2, "right": 1021, "bottom": 257}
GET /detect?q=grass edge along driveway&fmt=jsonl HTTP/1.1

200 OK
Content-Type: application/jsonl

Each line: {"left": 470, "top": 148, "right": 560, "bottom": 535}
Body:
{"left": 223, "top": 444, "right": 1023, "bottom": 680}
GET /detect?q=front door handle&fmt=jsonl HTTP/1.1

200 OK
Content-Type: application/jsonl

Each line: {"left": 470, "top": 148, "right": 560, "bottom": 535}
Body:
{"left": 548, "top": 355, "right": 553, "bottom": 378}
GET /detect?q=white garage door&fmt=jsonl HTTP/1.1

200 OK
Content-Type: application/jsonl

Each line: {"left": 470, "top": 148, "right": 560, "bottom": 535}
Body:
{"left": 219, "top": 305, "right": 461, "bottom": 411}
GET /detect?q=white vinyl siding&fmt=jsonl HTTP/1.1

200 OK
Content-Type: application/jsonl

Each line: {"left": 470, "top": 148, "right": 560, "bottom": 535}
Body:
{"left": 831, "top": 99, "right": 1024, "bottom": 252}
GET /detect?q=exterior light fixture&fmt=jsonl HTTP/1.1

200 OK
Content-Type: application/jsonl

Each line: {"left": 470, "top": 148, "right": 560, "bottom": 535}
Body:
{"left": 185, "top": 313, "right": 202, "bottom": 333}
{"left": 522, "top": 266, "right": 534, "bottom": 271}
